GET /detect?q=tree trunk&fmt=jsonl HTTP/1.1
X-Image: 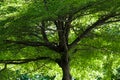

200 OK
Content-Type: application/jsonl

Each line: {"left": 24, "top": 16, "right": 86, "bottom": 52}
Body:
{"left": 54, "top": 19, "right": 72, "bottom": 80}
{"left": 58, "top": 52, "right": 72, "bottom": 80}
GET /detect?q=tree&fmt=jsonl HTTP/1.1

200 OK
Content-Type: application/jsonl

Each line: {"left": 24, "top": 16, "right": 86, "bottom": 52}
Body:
{"left": 0, "top": 0, "right": 120, "bottom": 80}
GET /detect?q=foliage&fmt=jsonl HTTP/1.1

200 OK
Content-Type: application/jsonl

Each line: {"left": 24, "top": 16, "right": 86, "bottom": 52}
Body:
{"left": 112, "top": 67, "right": 120, "bottom": 80}
{"left": 16, "top": 72, "right": 55, "bottom": 80}
{"left": 0, "top": 0, "right": 120, "bottom": 80}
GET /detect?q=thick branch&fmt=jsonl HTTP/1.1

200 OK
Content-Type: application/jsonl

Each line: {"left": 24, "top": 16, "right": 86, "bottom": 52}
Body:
{"left": 0, "top": 57, "right": 54, "bottom": 64}
{"left": 64, "top": 16, "right": 72, "bottom": 45}
{"left": 54, "top": 20, "right": 69, "bottom": 52}
{"left": 54, "top": 20, "right": 64, "bottom": 48}
{"left": 54, "top": 16, "right": 72, "bottom": 52}
{"left": 4, "top": 40, "right": 58, "bottom": 52}
{"left": 69, "top": 13, "right": 117, "bottom": 49}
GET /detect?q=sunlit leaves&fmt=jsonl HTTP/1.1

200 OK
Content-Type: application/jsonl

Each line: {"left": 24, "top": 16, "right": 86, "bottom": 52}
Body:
{"left": 0, "top": 0, "right": 120, "bottom": 80}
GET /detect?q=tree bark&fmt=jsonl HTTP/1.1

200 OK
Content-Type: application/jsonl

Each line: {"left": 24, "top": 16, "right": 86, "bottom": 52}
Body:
{"left": 54, "top": 17, "right": 72, "bottom": 80}
{"left": 58, "top": 52, "right": 72, "bottom": 80}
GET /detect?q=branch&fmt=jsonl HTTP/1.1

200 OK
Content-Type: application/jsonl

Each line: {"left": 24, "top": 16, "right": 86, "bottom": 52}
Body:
{"left": 69, "top": 13, "right": 117, "bottom": 49}
{"left": 64, "top": 16, "right": 72, "bottom": 45}
{"left": 29, "top": 33, "right": 42, "bottom": 39}
{"left": 71, "top": 0, "right": 107, "bottom": 20}
{"left": 4, "top": 40, "right": 59, "bottom": 52}
{"left": 54, "top": 19, "right": 69, "bottom": 52}
{"left": 54, "top": 20, "right": 64, "bottom": 46}
{"left": 73, "top": 44, "right": 112, "bottom": 53}
{"left": 40, "top": 21, "right": 49, "bottom": 42}
{"left": 0, "top": 57, "right": 54, "bottom": 64}
{"left": 105, "top": 19, "right": 120, "bottom": 24}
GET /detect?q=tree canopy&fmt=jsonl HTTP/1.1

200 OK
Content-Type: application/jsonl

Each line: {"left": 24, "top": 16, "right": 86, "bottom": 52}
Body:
{"left": 0, "top": 0, "right": 120, "bottom": 80}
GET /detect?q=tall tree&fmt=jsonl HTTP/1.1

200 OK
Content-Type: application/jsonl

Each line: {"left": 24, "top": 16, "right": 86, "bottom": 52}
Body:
{"left": 0, "top": 0, "right": 120, "bottom": 80}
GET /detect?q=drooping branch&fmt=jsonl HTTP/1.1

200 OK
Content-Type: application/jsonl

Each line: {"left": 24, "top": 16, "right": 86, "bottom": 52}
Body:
{"left": 69, "top": 13, "right": 117, "bottom": 49}
{"left": 4, "top": 40, "right": 59, "bottom": 52}
{"left": 0, "top": 57, "right": 54, "bottom": 64}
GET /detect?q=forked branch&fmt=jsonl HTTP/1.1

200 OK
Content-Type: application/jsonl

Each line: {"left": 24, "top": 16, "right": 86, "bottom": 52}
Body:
{"left": 69, "top": 13, "right": 118, "bottom": 49}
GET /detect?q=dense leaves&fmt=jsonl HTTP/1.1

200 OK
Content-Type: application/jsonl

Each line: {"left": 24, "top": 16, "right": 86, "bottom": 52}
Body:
{"left": 0, "top": 0, "right": 120, "bottom": 80}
